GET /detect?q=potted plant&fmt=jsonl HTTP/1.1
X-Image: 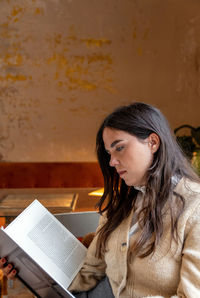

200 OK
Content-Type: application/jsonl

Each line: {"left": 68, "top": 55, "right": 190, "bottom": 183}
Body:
{"left": 174, "top": 124, "right": 200, "bottom": 175}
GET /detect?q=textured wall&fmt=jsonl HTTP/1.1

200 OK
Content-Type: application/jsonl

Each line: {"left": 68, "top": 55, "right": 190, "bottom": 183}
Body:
{"left": 0, "top": 0, "right": 200, "bottom": 161}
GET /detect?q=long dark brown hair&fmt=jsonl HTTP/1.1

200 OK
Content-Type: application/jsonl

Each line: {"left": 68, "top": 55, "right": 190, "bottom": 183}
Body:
{"left": 95, "top": 102, "right": 199, "bottom": 258}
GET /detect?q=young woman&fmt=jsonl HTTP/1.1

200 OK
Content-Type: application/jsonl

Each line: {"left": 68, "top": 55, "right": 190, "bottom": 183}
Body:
{"left": 69, "top": 102, "right": 200, "bottom": 297}
{"left": 2, "top": 102, "right": 200, "bottom": 297}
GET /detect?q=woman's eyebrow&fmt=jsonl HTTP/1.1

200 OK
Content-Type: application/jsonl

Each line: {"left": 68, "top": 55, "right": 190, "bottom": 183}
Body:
{"left": 111, "top": 139, "right": 123, "bottom": 148}
{"left": 105, "top": 140, "right": 123, "bottom": 153}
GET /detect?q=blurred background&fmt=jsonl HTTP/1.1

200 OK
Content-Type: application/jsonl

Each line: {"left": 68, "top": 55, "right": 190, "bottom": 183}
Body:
{"left": 0, "top": 1, "right": 200, "bottom": 296}
{"left": 0, "top": 0, "right": 200, "bottom": 163}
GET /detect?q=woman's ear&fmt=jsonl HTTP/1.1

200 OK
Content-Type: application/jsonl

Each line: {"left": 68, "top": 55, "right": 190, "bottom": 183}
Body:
{"left": 148, "top": 133, "right": 160, "bottom": 153}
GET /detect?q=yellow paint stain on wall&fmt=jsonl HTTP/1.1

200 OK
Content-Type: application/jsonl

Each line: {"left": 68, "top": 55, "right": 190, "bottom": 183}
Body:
{"left": 65, "top": 67, "right": 76, "bottom": 76}
{"left": 69, "top": 97, "right": 77, "bottom": 102}
{"left": 34, "top": 7, "right": 44, "bottom": 15}
{"left": 11, "top": 6, "right": 23, "bottom": 17}
{"left": 132, "top": 24, "right": 150, "bottom": 41}
{"left": 29, "top": 98, "right": 40, "bottom": 107}
{"left": 87, "top": 54, "right": 112, "bottom": 64}
{"left": 69, "top": 107, "right": 81, "bottom": 112}
{"left": 2, "top": 53, "right": 23, "bottom": 66}
{"left": 67, "top": 34, "right": 77, "bottom": 42}
{"left": 47, "top": 54, "right": 68, "bottom": 68}
{"left": 73, "top": 56, "right": 85, "bottom": 64}
{"left": 0, "top": 30, "right": 11, "bottom": 39}
{"left": 2, "top": 53, "right": 23, "bottom": 68}
{"left": 15, "top": 54, "right": 23, "bottom": 65}
{"left": 1, "top": 22, "right": 8, "bottom": 28}
{"left": 19, "top": 102, "right": 26, "bottom": 107}
{"left": 0, "top": 74, "right": 27, "bottom": 82}
{"left": 137, "top": 46, "right": 143, "bottom": 56}
{"left": 132, "top": 26, "right": 137, "bottom": 39}
{"left": 68, "top": 77, "right": 97, "bottom": 91}
{"left": 4, "top": 53, "right": 12, "bottom": 60}
{"left": 67, "top": 25, "right": 77, "bottom": 42}
{"left": 7, "top": 114, "right": 14, "bottom": 120}
{"left": 69, "top": 106, "right": 89, "bottom": 113}
{"left": 57, "top": 81, "right": 63, "bottom": 87}
{"left": 54, "top": 72, "right": 60, "bottom": 80}
{"left": 54, "top": 34, "right": 62, "bottom": 45}
{"left": 10, "top": 41, "right": 21, "bottom": 50}
{"left": 104, "top": 85, "right": 117, "bottom": 94}
{"left": 47, "top": 53, "right": 57, "bottom": 63}
{"left": 6, "top": 5, "right": 26, "bottom": 24}
{"left": 43, "top": 28, "right": 114, "bottom": 94}
{"left": 56, "top": 97, "right": 65, "bottom": 103}
{"left": 18, "top": 115, "right": 31, "bottom": 126}
{"left": 65, "top": 65, "right": 88, "bottom": 77}
{"left": 46, "top": 51, "right": 113, "bottom": 92}
{"left": 81, "top": 38, "right": 111, "bottom": 48}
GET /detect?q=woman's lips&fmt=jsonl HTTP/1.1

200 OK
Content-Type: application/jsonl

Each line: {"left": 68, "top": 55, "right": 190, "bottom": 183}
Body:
{"left": 118, "top": 170, "right": 126, "bottom": 177}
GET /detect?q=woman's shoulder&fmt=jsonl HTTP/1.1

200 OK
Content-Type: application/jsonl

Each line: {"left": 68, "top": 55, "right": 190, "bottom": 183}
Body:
{"left": 175, "top": 177, "right": 200, "bottom": 197}
{"left": 96, "top": 211, "right": 108, "bottom": 229}
{"left": 175, "top": 177, "right": 200, "bottom": 214}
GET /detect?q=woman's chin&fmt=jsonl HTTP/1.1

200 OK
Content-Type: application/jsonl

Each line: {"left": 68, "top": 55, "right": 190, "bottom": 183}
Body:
{"left": 123, "top": 179, "right": 144, "bottom": 187}
{"left": 123, "top": 178, "right": 133, "bottom": 186}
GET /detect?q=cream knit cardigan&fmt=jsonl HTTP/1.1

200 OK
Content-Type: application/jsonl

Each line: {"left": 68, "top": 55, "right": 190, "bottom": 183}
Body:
{"left": 69, "top": 178, "right": 200, "bottom": 297}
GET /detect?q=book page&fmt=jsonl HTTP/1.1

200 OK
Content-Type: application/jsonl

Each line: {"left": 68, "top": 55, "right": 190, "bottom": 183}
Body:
{"left": 28, "top": 213, "right": 86, "bottom": 278}
{"left": 0, "top": 229, "right": 74, "bottom": 298}
{"left": 5, "top": 200, "right": 87, "bottom": 292}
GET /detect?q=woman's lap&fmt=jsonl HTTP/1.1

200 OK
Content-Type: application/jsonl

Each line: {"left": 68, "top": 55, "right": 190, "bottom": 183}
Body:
{"left": 73, "top": 276, "right": 114, "bottom": 298}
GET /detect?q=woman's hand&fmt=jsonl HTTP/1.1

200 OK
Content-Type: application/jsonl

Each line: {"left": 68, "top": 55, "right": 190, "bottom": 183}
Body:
{"left": 0, "top": 257, "right": 17, "bottom": 279}
{"left": 82, "top": 232, "right": 95, "bottom": 248}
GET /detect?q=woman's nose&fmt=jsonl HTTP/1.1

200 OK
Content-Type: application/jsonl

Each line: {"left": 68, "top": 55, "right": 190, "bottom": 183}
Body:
{"left": 109, "top": 155, "right": 119, "bottom": 167}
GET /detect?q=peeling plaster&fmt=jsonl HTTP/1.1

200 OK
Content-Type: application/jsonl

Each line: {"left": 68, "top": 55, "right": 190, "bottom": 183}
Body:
{"left": 0, "top": 0, "right": 117, "bottom": 161}
{"left": 0, "top": 0, "right": 200, "bottom": 161}
{"left": 176, "top": 16, "right": 200, "bottom": 97}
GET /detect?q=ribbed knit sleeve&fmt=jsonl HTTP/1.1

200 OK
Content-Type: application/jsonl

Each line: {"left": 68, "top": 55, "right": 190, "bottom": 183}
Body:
{"left": 176, "top": 200, "right": 200, "bottom": 297}
{"left": 68, "top": 214, "right": 107, "bottom": 293}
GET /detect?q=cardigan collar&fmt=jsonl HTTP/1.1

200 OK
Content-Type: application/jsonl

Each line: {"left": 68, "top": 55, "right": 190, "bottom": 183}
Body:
{"left": 134, "top": 175, "right": 181, "bottom": 195}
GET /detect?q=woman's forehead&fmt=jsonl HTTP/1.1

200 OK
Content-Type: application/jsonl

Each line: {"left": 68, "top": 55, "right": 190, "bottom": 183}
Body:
{"left": 103, "top": 127, "right": 136, "bottom": 146}
{"left": 103, "top": 127, "right": 130, "bottom": 139}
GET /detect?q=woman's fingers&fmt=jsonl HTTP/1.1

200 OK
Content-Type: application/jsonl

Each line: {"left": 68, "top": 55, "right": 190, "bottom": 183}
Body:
{"left": 7, "top": 268, "right": 17, "bottom": 279}
{"left": 0, "top": 257, "right": 7, "bottom": 268}
{"left": 2, "top": 263, "right": 13, "bottom": 276}
{"left": 0, "top": 258, "right": 17, "bottom": 279}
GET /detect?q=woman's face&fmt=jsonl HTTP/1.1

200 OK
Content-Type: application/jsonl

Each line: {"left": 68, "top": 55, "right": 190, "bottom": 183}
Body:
{"left": 102, "top": 127, "right": 159, "bottom": 187}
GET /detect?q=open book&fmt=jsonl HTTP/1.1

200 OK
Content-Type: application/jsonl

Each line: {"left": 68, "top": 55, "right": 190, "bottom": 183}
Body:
{"left": 0, "top": 200, "right": 96, "bottom": 298}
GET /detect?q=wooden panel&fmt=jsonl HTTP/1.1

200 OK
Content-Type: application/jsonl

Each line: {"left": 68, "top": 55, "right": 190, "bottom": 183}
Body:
{"left": 0, "top": 193, "right": 78, "bottom": 216}
{"left": 0, "top": 162, "right": 103, "bottom": 188}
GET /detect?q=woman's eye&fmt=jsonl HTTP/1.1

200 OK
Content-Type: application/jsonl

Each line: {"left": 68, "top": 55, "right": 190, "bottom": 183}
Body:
{"left": 116, "top": 146, "right": 124, "bottom": 152}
